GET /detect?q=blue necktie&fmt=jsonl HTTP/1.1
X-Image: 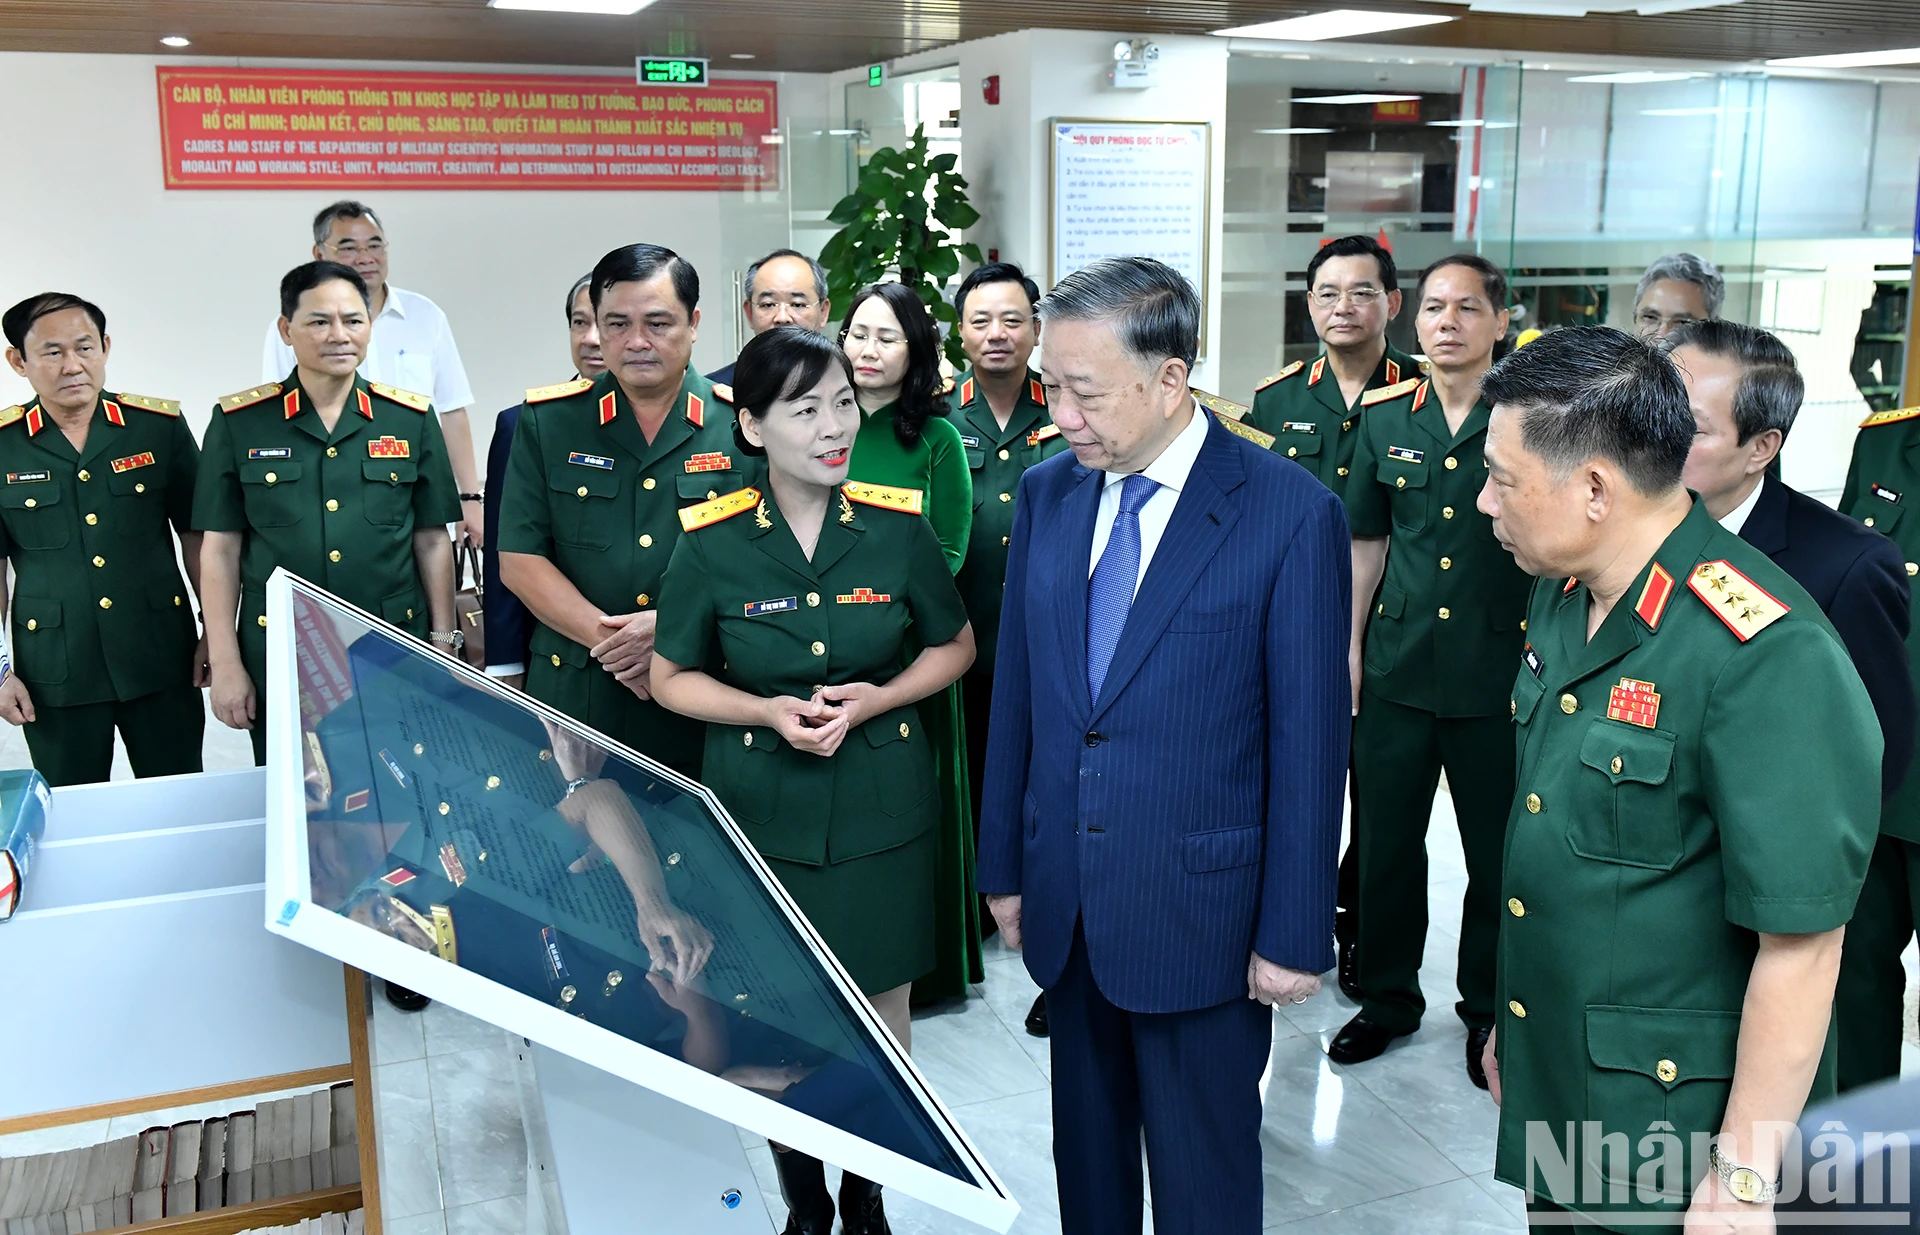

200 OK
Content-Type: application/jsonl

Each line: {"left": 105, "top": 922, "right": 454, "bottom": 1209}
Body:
{"left": 1087, "top": 473, "right": 1160, "bottom": 704}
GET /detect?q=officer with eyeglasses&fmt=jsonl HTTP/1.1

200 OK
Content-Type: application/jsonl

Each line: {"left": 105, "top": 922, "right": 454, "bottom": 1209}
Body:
{"left": 707, "top": 249, "right": 834, "bottom": 387}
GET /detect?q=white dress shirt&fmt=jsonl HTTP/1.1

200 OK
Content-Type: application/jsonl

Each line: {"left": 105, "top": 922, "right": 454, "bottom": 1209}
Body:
{"left": 261, "top": 284, "right": 475, "bottom": 411}
{"left": 1088, "top": 402, "right": 1210, "bottom": 600}
{"left": 1716, "top": 477, "right": 1766, "bottom": 535}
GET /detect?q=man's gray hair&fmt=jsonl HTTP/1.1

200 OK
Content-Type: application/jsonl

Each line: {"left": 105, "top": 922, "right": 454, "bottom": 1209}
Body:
{"left": 1636, "top": 252, "right": 1724, "bottom": 318}
{"left": 745, "top": 248, "right": 828, "bottom": 304}
{"left": 1036, "top": 257, "right": 1199, "bottom": 371}
{"left": 1662, "top": 319, "right": 1804, "bottom": 445}
{"left": 312, "top": 200, "right": 383, "bottom": 246}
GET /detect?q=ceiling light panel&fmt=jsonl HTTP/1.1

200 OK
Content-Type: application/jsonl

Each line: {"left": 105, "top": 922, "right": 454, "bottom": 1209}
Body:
{"left": 1213, "top": 10, "right": 1455, "bottom": 40}
{"left": 489, "top": 0, "right": 658, "bottom": 14}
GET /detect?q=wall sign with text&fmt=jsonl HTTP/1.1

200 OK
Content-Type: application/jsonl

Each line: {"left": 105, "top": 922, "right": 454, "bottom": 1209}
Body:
{"left": 156, "top": 68, "right": 779, "bottom": 191}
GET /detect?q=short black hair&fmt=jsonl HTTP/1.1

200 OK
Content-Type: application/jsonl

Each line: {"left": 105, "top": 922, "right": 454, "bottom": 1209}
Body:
{"left": 744, "top": 249, "right": 828, "bottom": 304}
{"left": 3, "top": 293, "right": 106, "bottom": 352}
{"left": 1307, "top": 235, "right": 1398, "bottom": 295}
{"left": 955, "top": 262, "right": 1041, "bottom": 320}
{"left": 564, "top": 273, "right": 593, "bottom": 324}
{"left": 1417, "top": 253, "right": 1509, "bottom": 310}
{"left": 1664, "top": 318, "right": 1804, "bottom": 445}
{"left": 312, "top": 200, "right": 383, "bottom": 246}
{"left": 1481, "top": 325, "right": 1692, "bottom": 497}
{"left": 839, "top": 283, "right": 943, "bottom": 448}
{"left": 279, "top": 261, "right": 369, "bottom": 320}
{"left": 591, "top": 243, "right": 699, "bottom": 317}
{"left": 731, "top": 325, "right": 857, "bottom": 457}
{"left": 1037, "top": 256, "right": 1200, "bottom": 371}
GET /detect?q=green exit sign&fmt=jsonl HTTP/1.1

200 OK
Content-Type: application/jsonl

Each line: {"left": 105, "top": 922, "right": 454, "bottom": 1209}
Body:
{"left": 637, "top": 57, "right": 709, "bottom": 87}
{"left": 868, "top": 64, "right": 885, "bottom": 88}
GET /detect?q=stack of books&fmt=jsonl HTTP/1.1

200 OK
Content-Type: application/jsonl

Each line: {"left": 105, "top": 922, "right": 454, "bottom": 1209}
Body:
{"left": 0, "top": 1082, "right": 358, "bottom": 1232}
{"left": 231, "top": 1207, "right": 362, "bottom": 1235}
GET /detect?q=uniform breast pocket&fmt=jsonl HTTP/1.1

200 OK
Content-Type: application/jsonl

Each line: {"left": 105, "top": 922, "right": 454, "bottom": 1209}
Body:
{"left": 1510, "top": 668, "right": 1545, "bottom": 726}
{"left": 0, "top": 486, "right": 68, "bottom": 551}
{"left": 676, "top": 470, "right": 739, "bottom": 505}
{"left": 1571, "top": 719, "right": 1682, "bottom": 870}
{"left": 239, "top": 460, "right": 304, "bottom": 528}
{"left": 362, "top": 460, "right": 418, "bottom": 526}
{"left": 1848, "top": 492, "right": 1905, "bottom": 537}
{"left": 549, "top": 470, "right": 619, "bottom": 549}
{"left": 1275, "top": 431, "right": 1324, "bottom": 465}
{"left": 106, "top": 465, "right": 161, "bottom": 503}
{"left": 1378, "top": 459, "right": 1429, "bottom": 531}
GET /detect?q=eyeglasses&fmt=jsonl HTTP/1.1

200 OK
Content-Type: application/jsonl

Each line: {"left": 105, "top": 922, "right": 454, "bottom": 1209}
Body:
{"left": 843, "top": 328, "right": 905, "bottom": 347}
{"left": 326, "top": 240, "right": 388, "bottom": 257}
{"left": 1311, "top": 287, "right": 1384, "bottom": 308}
{"left": 753, "top": 296, "right": 819, "bottom": 312}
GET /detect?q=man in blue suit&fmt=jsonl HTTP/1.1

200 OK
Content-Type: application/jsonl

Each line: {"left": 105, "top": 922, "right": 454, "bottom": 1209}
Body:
{"left": 977, "top": 257, "right": 1351, "bottom": 1235}
{"left": 481, "top": 274, "right": 605, "bottom": 687}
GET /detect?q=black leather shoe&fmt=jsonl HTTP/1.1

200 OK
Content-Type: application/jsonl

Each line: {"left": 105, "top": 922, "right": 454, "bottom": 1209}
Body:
{"left": 838, "top": 1173, "right": 891, "bottom": 1235}
{"left": 1326, "top": 1014, "right": 1404, "bottom": 1065}
{"left": 1337, "top": 943, "right": 1361, "bottom": 1002}
{"left": 771, "top": 1148, "right": 833, "bottom": 1235}
{"left": 383, "top": 982, "right": 431, "bottom": 1013}
{"left": 1465, "top": 1026, "right": 1493, "bottom": 1090}
{"left": 1024, "top": 993, "right": 1049, "bottom": 1038}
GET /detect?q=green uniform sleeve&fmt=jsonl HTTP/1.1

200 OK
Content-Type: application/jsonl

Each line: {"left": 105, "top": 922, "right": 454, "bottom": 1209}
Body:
{"left": 497, "top": 405, "right": 553, "bottom": 557}
{"left": 923, "top": 416, "right": 973, "bottom": 574}
{"left": 653, "top": 531, "right": 715, "bottom": 670}
{"left": 191, "top": 408, "right": 246, "bottom": 533}
{"left": 1840, "top": 434, "right": 1865, "bottom": 514}
{"left": 904, "top": 513, "right": 970, "bottom": 648}
{"left": 1705, "top": 620, "right": 1880, "bottom": 933}
{"left": 1343, "top": 408, "right": 1391, "bottom": 537}
{"left": 411, "top": 406, "right": 462, "bottom": 525}
{"left": 165, "top": 414, "right": 200, "bottom": 534}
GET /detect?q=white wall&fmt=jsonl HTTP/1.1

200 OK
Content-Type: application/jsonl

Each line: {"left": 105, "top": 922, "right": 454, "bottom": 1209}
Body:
{"left": 0, "top": 52, "right": 826, "bottom": 476}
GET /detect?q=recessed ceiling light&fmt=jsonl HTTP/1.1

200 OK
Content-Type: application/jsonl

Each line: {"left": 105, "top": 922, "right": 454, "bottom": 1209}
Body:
{"left": 1255, "top": 127, "right": 1337, "bottom": 134}
{"left": 1293, "top": 93, "right": 1424, "bottom": 105}
{"left": 729, "top": 52, "right": 755, "bottom": 59}
{"left": 1567, "top": 70, "right": 1705, "bottom": 83}
{"left": 1640, "top": 106, "right": 1725, "bottom": 116}
{"left": 489, "top": 0, "right": 658, "bottom": 13}
{"left": 1214, "top": 9, "right": 1455, "bottom": 40}
{"left": 160, "top": 35, "right": 191, "bottom": 47}
{"left": 1428, "top": 119, "right": 1518, "bottom": 128}
{"left": 1767, "top": 46, "right": 1920, "bottom": 69}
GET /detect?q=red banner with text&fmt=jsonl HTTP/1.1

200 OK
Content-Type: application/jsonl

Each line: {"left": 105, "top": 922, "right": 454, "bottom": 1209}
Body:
{"left": 156, "top": 67, "right": 779, "bottom": 191}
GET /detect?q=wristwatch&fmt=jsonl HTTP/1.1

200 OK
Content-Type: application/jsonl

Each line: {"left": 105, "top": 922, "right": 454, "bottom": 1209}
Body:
{"left": 1710, "top": 1142, "right": 1777, "bottom": 1204}
{"left": 458, "top": 492, "right": 483, "bottom": 502}
{"left": 430, "top": 629, "right": 466, "bottom": 652}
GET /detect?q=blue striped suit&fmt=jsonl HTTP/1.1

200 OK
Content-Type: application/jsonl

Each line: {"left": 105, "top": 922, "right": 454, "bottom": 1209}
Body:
{"left": 977, "top": 411, "right": 1351, "bottom": 1233}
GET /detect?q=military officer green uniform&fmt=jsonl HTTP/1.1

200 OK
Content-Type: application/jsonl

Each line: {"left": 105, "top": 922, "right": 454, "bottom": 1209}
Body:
{"left": 193, "top": 374, "right": 460, "bottom": 765}
{"left": 0, "top": 392, "right": 203, "bottom": 785}
{"left": 655, "top": 480, "right": 971, "bottom": 995}
{"left": 497, "top": 369, "right": 740, "bottom": 776}
{"left": 1344, "top": 377, "right": 1532, "bottom": 1037}
{"left": 1495, "top": 500, "right": 1879, "bottom": 1227}
{"left": 1245, "top": 345, "right": 1422, "bottom": 490}
{"left": 1835, "top": 401, "right": 1920, "bottom": 1089}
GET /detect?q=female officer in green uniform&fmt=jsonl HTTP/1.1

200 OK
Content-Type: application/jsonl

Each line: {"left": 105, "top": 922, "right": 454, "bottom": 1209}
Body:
{"left": 653, "top": 325, "right": 975, "bottom": 1235}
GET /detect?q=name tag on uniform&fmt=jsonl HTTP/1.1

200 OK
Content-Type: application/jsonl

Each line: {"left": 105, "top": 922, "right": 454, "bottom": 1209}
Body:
{"left": 685, "top": 452, "right": 733, "bottom": 473}
{"left": 567, "top": 451, "right": 614, "bottom": 469}
{"left": 959, "top": 435, "right": 982, "bottom": 448}
{"left": 541, "top": 926, "right": 571, "bottom": 981}
{"left": 1607, "top": 678, "right": 1661, "bottom": 729}
{"left": 1523, "top": 644, "right": 1542, "bottom": 678}
{"left": 368, "top": 436, "right": 410, "bottom": 459}
{"left": 110, "top": 452, "right": 155, "bottom": 474}
{"left": 837, "top": 588, "right": 891, "bottom": 604}
{"left": 247, "top": 448, "right": 291, "bottom": 460}
{"left": 1873, "top": 483, "right": 1902, "bottom": 503}
{"left": 4, "top": 471, "right": 48, "bottom": 484}
{"left": 378, "top": 748, "right": 409, "bottom": 788}
{"left": 1387, "top": 446, "right": 1424, "bottom": 464}
{"left": 744, "top": 597, "right": 797, "bottom": 617}
{"left": 1282, "top": 422, "right": 1317, "bottom": 434}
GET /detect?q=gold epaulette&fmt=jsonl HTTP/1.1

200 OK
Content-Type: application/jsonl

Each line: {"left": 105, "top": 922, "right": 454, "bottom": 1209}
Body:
{"left": 1218, "top": 416, "right": 1276, "bottom": 450}
{"left": 0, "top": 406, "right": 22, "bottom": 429}
{"left": 1192, "top": 389, "right": 1250, "bottom": 421}
{"left": 842, "top": 481, "right": 924, "bottom": 516}
{"left": 710, "top": 382, "right": 734, "bottom": 404}
{"left": 1253, "top": 361, "right": 1305, "bottom": 393}
{"left": 1361, "top": 378, "right": 1424, "bottom": 407}
{"left": 526, "top": 378, "right": 594, "bottom": 404}
{"left": 218, "top": 383, "right": 282, "bottom": 413}
{"left": 368, "top": 382, "right": 431, "bottom": 412}
{"left": 677, "top": 486, "right": 761, "bottom": 532}
{"left": 1859, "top": 405, "right": 1920, "bottom": 429}
{"left": 1686, "top": 559, "right": 1790, "bottom": 643}
{"left": 114, "top": 392, "right": 181, "bottom": 417}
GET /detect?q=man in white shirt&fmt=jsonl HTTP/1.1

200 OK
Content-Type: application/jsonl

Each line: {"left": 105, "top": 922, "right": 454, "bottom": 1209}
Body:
{"left": 261, "top": 201, "right": 485, "bottom": 544}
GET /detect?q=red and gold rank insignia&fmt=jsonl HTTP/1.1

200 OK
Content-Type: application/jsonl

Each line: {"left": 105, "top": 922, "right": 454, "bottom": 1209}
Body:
{"left": 367, "top": 436, "right": 410, "bottom": 459}
{"left": 343, "top": 789, "right": 370, "bottom": 813}
{"left": 380, "top": 867, "right": 416, "bottom": 888}
{"left": 1028, "top": 423, "right": 1062, "bottom": 447}
{"left": 685, "top": 452, "right": 733, "bottom": 473}
{"left": 1686, "top": 559, "right": 1789, "bottom": 641}
{"left": 110, "top": 451, "right": 156, "bottom": 474}
{"left": 1607, "top": 678, "right": 1661, "bottom": 729}
{"left": 440, "top": 843, "right": 469, "bottom": 887}
{"left": 836, "top": 588, "right": 892, "bottom": 604}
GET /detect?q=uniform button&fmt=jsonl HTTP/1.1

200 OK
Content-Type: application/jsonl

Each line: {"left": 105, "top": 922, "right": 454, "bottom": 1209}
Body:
{"left": 1656, "top": 1059, "right": 1678, "bottom": 1083}
{"left": 1526, "top": 792, "right": 1542, "bottom": 813}
{"left": 1509, "top": 699, "right": 1516, "bottom": 716}
{"left": 414, "top": 743, "right": 426, "bottom": 756}
{"left": 1559, "top": 693, "right": 1578, "bottom": 714}
{"left": 1342, "top": 420, "right": 1353, "bottom": 431}
{"left": 643, "top": 477, "right": 656, "bottom": 490}
{"left": 998, "top": 448, "right": 1010, "bottom": 461}
{"left": 91, "top": 556, "right": 104, "bottom": 568}
{"left": 329, "top": 549, "right": 342, "bottom": 562}
{"left": 1002, "top": 536, "right": 1010, "bottom": 546}
{"left": 1440, "top": 556, "right": 1453, "bottom": 570}
{"left": 999, "top": 492, "right": 1011, "bottom": 502}
{"left": 406, "top": 608, "right": 414, "bottom": 620}
{"left": 810, "top": 641, "right": 825, "bottom": 656}
{"left": 327, "top": 447, "right": 338, "bottom": 458}
{"left": 98, "top": 597, "right": 111, "bottom": 610}
{"left": 1865, "top": 517, "right": 1876, "bottom": 527}
{"left": 1437, "top": 606, "right": 1451, "bottom": 619}
{"left": 899, "top": 722, "right": 910, "bottom": 738}
{"left": 1085, "top": 732, "right": 1103, "bottom": 747}
{"left": 389, "top": 471, "right": 399, "bottom": 483}
{"left": 486, "top": 776, "right": 500, "bottom": 790}
{"left": 1611, "top": 756, "right": 1623, "bottom": 775}
{"left": 1337, "top": 467, "right": 1350, "bottom": 477}
{"left": 1509, "top": 1000, "right": 1527, "bottom": 1018}
{"left": 1442, "top": 506, "right": 1455, "bottom": 519}
{"left": 77, "top": 469, "right": 89, "bottom": 482}
{"left": 743, "top": 731, "right": 754, "bottom": 748}
{"left": 84, "top": 513, "right": 96, "bottom": 525}
{"left": 264, "top": 472, "right": 277, "bottom": 484}
{"left": 806, "top": 592, "right": 820, "bottom": 607}
{"left": 438, "top": 802, "right": 451, "bottom": 816}
{"left": 636, "top": 593, "right": 650, "bottom": 606}
{"left": 1286, "top": 446, "right": 1298, "bottom": 458}
{"left": 639, "top": 534, "right": 653, "bottom": 548}
{"left": 707, "top": 489, "right": 718, "bottom": 499}
{"left": 326, "top": 499, "right": 339, "bottom": 512}
{"left": 1395, "top": 476, "right": 1406, "bottom": 489}
{"left": 551, "top": 654, "right": 562, "bottom": 667}
{"left": 257, "top": 615, "right": 267, "bottom": 627}
{"left": 23, "top": 499, "right": 34, "bottom": 509}
{"left": 1377, "top": 602, "right": 1384, "bottom": 615}
{"left": 1908, "top": 562, "right": 1918, "bottom": 577}
{"left": 174, "top": 596, "right": 182, "bottom": 606}
{"left": 576, "top": 485, "right": 588, "bottom": 498}
{"left": 1444, "top": 457, "right": 1458, "bottom": 470}
{"left": 134, "top": 483, "right": 144, "bottom": 494}
{"left": 1508, "top": 897, "right": 1525, "bottom": 917}
{"left": 1520, "top": 619, "right": 1528, "bottom": 632}
{"left": 24, "top": 620, "right": 34, "bottom": 631}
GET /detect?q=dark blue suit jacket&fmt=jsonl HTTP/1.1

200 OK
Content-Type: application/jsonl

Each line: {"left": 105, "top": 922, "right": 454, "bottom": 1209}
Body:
{"left": 482, "top": 402, "right": 534, "bottom": 673}
{"left": 1739, "top": 471, "right": 1915, "bottom": 800}
{"left": 976, "top": 413, "right": 1352, "bottom": 1014}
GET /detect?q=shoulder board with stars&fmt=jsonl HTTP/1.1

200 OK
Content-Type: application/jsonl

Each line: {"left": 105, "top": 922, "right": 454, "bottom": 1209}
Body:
{"left": 526, "top": 378, "right": 594, "bottom": 404}
{"left": 843, "top": 481, "right": 924, "bottom": 516}
{"left": 1218, "top": 416, "right": 1277, "bottom": 450}
{"left": 0, "top": 406, "right": 22, "bottom": 430}
{"left": 1253, "top": 360, "right": 1306, "bottom": 393}
{"left": 368, "top": 382, "right": 432, "bottom": 412}
{"left": 1361, "top": 377, "right": 1424, "bottom": 407}
{"left": 677, "top": 486, "right": 761, "bottom": 532}
{"left": 710, "top": 382, "right": 734, "bottom": 404}
{"left": 219, "top": 383, "right": 283, "bottom": 413}
{"left": 114, "top": 392, "right": 181, "bottom": 417}
{"left": 1859, "top": 405, "right": 1920, "bottom": 430}
{"left": 1686, "top": 559, "right": 1790, "bottom": 642}
{"left": 1192, "top": 389, "right": 1251, "bottom": 422}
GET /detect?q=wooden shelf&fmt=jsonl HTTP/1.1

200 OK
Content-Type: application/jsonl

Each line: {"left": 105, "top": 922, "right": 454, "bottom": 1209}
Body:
{"left": 108, "top": 1183, "right": 361, "bottom": 1235}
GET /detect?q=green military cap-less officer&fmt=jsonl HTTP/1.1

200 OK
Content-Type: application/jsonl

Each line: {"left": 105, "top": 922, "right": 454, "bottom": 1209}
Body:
{"left": 1494, "top": 502, "right": 1879, "bottom": 1227}
{"left": 496, "top": 368, "right": 741, "bottom": 776}
{"left": 0, "top": 392, "right": 204, "bottom": 785}
{"left": 1244, "top": 344, "right": 1423, "bottom": 490}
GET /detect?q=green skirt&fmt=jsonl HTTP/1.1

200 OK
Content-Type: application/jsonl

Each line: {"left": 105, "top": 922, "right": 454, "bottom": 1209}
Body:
{"left": 768, "top": 828, "right": 936, "bottom": 996}
{"left": 910, "top": 681, "right": 984, "bottom": 1004}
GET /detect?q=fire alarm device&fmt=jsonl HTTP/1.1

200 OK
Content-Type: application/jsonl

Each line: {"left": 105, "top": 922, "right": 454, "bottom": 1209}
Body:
{"left": 982, "top": 75, "right": 1000, "bottom": 105}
